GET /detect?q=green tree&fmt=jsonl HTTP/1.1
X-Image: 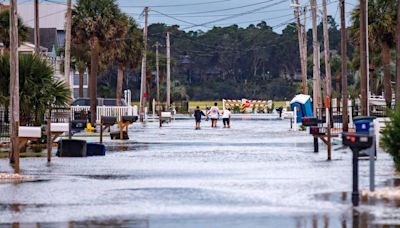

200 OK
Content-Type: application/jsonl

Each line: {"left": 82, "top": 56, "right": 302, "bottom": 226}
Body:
{"left": 0, "top": 9, "right": 28, "bottom": 49}
{"left": 72, "top": 0, "right": 128, "bottom": 124}
{"left": 350, "top": 0, "right": 396, "bottom": 107}
{"left": 381, "top": 107, "right": 400, "bottom": 171}
{"left": 0, "top": 54, "right": 70, "bottom": 125}
{"left": 111, "top": 16, "right": 142, "bottom": 105}
{"left": 71, "top": 44, "right": 90, "bottom": 98}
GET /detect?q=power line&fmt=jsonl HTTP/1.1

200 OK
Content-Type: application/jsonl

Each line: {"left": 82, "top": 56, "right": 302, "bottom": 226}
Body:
{"left": 120, "top": 0, "right": 234, "bottom": 8}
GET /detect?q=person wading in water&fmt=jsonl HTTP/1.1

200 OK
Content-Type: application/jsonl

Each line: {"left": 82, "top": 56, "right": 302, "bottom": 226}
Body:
{"left": 193, "top": 106, "right": 206, "bottom": 130}
{"left": 208, "top": 102, "right": 220, "bottom": 128}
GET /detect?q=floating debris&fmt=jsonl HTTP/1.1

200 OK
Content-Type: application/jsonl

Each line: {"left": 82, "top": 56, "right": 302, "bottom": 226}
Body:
{"left": 362, "top": 188, "right": 400, "bottom": 201}
{"left": 0, "top": 173, "right": 33, "bottom": 181}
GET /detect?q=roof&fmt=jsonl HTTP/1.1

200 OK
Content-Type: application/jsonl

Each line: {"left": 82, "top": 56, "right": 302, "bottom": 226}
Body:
{"left": 290, "top": 94, "right": 311, "bottom": 105}
{"left": 18, "top": 3, "right": 66, "bottom": 30}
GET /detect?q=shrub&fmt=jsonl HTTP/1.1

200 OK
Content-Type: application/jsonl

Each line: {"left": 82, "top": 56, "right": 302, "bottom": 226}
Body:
{"left": 381, "top": 107, "right": 400, "bottom": 171}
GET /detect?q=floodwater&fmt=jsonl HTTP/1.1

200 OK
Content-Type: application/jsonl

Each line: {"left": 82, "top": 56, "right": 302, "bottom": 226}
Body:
{"left": 0, "top": 119, "right": 399, "bottom": 227}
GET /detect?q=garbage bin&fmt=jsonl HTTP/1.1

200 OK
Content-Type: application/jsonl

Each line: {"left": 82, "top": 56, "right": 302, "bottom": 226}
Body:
{"left": 353, "top": 116, "right": 376, "bottom": 157}
{"left": 354, "top": 120, "right": 371, "bottom": 133}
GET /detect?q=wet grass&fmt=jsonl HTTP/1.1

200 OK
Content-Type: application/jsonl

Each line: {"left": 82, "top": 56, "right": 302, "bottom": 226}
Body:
{"left": 0, "top": 151, "right": 45, "bottom": 158}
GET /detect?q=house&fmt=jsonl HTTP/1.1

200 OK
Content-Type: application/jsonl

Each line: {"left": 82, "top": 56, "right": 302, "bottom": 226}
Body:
{"left": 18, "top": 2, "right": 66, "bottom": 48}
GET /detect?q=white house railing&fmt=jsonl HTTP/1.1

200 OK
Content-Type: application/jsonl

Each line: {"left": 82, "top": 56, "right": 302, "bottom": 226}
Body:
{"left": 71, "top": 106, "right": 138, "bottom": 123}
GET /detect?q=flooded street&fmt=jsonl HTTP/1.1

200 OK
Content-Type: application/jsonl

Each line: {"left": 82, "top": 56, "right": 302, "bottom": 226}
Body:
{"left": 0, "top": 119, "right": 399, "bottom": 227}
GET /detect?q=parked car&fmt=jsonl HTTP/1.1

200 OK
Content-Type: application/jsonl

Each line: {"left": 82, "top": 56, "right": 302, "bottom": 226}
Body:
{"left": 72, "top": 98, "right": 127, "bottom": 106}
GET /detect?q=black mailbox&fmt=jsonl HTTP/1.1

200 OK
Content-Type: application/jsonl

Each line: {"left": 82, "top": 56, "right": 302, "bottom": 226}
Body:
{"left": 302, "top": 117, "right": 318, "bottom": 127}
{"left": 310, "top": 126, "right": 326, "bottom": 135}
{"left": 342, "top": 132, "right": 373, "bottom": 150}
{"left": 71, "top": 120, "right": 87, "bottom": 130}
{"left": 121, "top": 115, "right": 138, "bottom": 123}
{"left": 101, "top": 116, "right": 117, "bottom": 125}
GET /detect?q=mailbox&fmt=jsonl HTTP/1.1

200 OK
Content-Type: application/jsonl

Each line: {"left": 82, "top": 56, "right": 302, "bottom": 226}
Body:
{"left": 101, "top": 116, "right": 117, "bottom": 125}
{"left": 342, "top": 132, "right": 373, "bottom": 150}
{"left": 302, "top": 117, "right": 318, "bottom": 126}
{"left": 310, "top": 126, "right": 326, "bottom": 135}
{"left": 121, "top": 115, "right": 138, "bottom": 123}
{"left": 71, "top": 120, "right": 87, "bottom": 130}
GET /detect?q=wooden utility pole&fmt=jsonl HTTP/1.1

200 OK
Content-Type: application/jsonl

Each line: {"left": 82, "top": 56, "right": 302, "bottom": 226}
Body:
{"left": 322, "top": 0, "right": 332, "bottom": 99}
{"left": 34, "top": 0, "right": 40, "bottom": 54}
{"left": 155, "top": 42, "right": 160, "bottom": 104}
{"left": 293, "top": 0, "right": 307, "bottom": 94}
{"left": 64, "top": 0, "right": 72, "bottom": 95}
{"left": 341, "top": 0, "right": 349, "bottom": 131}
{"left": 140, "top": 7, "right": 149, "bottom": 122}
{"left": 303, "top": 6, "right": 308, "bottom": 94}
{"left": 166, "top": 31, "right": 171, "bottom": 110}
{"left": 360, "top": 0, "right": 368, "bottom": 115}
{"left": 311, "top": 0, "right": 321, "bottom": 113}
{"left": 396, "top": 0, "right": 400, "bottom": 107}
{"left": 10, "top": 0, "right": 20, "bottom": 173}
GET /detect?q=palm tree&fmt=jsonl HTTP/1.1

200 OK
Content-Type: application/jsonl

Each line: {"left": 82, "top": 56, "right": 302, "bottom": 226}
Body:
{"left": 350, "top": 0, "right": 396, "bottom": 107}
{"left": 0, "top": 54, "right": 70, "bottom": 125}
{"left": 72, "top": 0, "right": 128, "bottom": 125}
{"left": 0, "top": 9, "right": 28, "bottom": 50}
{"left": 110, "top": 16, "right": 142, "bottom": 106}
{"left": 71, "top": 44, "right": 90, "bottom": 98}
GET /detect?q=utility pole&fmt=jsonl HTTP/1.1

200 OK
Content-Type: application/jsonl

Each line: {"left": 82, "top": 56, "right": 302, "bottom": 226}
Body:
{"left": 64, "top": 0, "right": 72, "bottom": 94}
{"left": 34, "top": 0, "right": 40, "bottom": 54}
{"left": 341, "top": 0, "right": 349, "bottom": 131}
{"left": 140, "top": 7, "right": 149, "bottom": 122}
{"left": 10, "top": 0, "right": 20, "bottom": 173}
{"left": 155, "top": 42, "right": 160, "bottom": 104}
{"left": 360, "top": 0, "right": 368, "bottom": 116}
{"left": 166, "top": 31, "right": 171, "bottom": 110}
{"left": 397, "top": 0, "right": 400, "bottom": 107}
{"left": 292, "top": 0, "right": 307, "bottom": 94}
{"left": 303, "top": 6, "right": 308, "bottom": 95}
{"left": 311, "top": 0, "right": 321, "bottom": 113}
{"left": 322, "top": 0, "right": 332, "bottom": 99}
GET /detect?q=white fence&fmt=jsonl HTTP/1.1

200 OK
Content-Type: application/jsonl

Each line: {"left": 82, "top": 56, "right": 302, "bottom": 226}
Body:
{"left": 71, "top": 106, "right": 138, "bottom": 123}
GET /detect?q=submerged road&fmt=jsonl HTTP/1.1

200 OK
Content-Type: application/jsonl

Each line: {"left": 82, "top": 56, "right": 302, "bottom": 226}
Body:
{"left": 0, "top": 119, "right": 398, "bottom": 227}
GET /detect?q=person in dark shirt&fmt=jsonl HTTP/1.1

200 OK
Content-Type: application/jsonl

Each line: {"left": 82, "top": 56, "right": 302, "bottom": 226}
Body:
{"left": 193, "top": 106, "right": 206, "bottom": 129}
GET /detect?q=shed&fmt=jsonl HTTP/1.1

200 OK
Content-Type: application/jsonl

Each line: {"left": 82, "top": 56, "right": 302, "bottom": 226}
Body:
{"left": 290, "top": 94, "right": 313, "bottom": 122}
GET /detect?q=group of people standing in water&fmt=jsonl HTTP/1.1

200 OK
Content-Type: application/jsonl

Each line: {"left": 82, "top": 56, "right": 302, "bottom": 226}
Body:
{"left": 193, "top": 102, "right": 231, "bottom": 130}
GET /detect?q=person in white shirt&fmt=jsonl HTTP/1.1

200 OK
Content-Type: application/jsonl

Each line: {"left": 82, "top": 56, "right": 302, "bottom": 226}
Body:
{"left": 222, "top": 108, "right": 231, "bottom": 128}
{"left": 208, "top": 102, "right": 220, "bottom": 128}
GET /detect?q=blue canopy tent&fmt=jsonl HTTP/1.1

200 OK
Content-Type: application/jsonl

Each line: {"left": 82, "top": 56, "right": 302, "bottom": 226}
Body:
{"left": 290, "top": 94, "right": 313, "bottom": 123}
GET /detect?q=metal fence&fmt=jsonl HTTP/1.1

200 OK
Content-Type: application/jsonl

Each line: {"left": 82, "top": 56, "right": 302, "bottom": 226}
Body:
{"left": 0, "top": 106, "right": 10, "bottom": 143}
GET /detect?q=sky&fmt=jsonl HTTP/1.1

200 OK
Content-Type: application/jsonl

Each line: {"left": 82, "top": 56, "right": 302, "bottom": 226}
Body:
{"left": 8, "top": 0, "right": 359, "bottom": 33}
{"left": 116, "top": 0, "right": 359, "bottom": 33}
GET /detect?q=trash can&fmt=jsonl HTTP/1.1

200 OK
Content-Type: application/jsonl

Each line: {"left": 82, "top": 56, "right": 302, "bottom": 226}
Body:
{"left": 353, "top": 116, "right": 376, "bottom": 158}
{"left": 354, "top": 120, "right": 371, "bottom": 133}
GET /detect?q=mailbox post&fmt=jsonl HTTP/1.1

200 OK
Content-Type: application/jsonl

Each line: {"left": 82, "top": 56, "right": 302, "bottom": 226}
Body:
{"left": 342, "top": 132, "right": 373, "bottom": 206}
{"left": 354, "top": 116, "right": 376, "bottom": 192}
{"left": 302, "top": 117, "right": 319, "bottom": 152}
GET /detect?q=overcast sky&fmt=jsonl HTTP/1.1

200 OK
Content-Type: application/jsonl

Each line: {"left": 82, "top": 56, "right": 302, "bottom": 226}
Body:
{"left": 117, "top": 0, "right": 358, "bottom": 33}
{"left": 11, "top": 0, "right": 359, "bottom": 33}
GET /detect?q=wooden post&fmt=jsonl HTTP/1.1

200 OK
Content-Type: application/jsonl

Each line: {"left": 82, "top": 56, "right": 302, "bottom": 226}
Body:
{"left": 47, "top": 116, "right": 51, "bottom": 162}
{"left": 322, "top": 0, "right": 332, "bottom": 98}
{"left": 64, "top": 0, "right": 72, "bottom": 95}
{"left": 119, "top": 121, "right": 123, "bottom": 141}
{"left": 9, "top": 0, "right": 20, "bottom": 170}
{"left": 341, "top": 0, "right": 349, "bottom": 131}
{"left": 360, "top": 0, "right": 368, "bottom": 116}
{"left": 166, "top": 31, "right": 171, "bottom": 110}
{"left": 155, "top": 42, "right": 160, "bottom": 104}
{"left": 34, "top": 0, "right": 40, "bottom": 55}
{"left": 293, "top": 0, "right": 307, "bottom": 94}
{"left": 100, "top": 119, "right": 103, "bottom": 144}
{"left": 310, "top": 0, "right": 321, "bottom": 113}
{"left": 139, "top": 7, "right": 149, "bottom": 122}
